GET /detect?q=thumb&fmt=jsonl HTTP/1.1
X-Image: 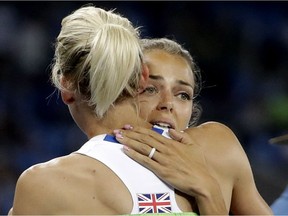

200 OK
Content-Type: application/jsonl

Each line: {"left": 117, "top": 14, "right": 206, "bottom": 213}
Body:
{"left": 168, "top": 129, "right": 191, "bottom": 144}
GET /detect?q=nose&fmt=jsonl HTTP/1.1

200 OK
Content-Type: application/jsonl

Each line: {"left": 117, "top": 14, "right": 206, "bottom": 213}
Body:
{"left": 156, "top": 94, "right": 173, "bottom": 112}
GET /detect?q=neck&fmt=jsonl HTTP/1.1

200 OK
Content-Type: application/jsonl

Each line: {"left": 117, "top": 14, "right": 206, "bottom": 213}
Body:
{"left": 71, "top": 98, "right": 151, "bottom": 139}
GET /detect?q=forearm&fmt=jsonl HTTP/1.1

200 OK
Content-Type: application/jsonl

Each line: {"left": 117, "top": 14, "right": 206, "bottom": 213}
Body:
{"left": 196, "top": 194, "right": 228, "bottom": 215}
{"left": 195, "top": 178, "right": 228, "bottom": 215}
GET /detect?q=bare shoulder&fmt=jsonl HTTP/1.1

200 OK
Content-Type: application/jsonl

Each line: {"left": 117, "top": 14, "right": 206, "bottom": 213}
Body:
{"left": 11, "top": 153, "right": 129, "bottom": 214}
{"left": 186, "top": 121, "right": 241, "bottom": 148}
{"left": 185, "top": 121, "right": 249, "bottom": 174}
{"left": 185, "top": 122, "right": 272, "bottom": 214}
{"left": 17, "top": 154, "right": 73, "bottom": 186}
{"left": 12, "top": 154, "right": 87, "bottom": 214}
{"left": 197, "top": 121, "right": 237, "bottom": 137}
{"left": 16, "top": 157, "right": 61, "bottom": 193}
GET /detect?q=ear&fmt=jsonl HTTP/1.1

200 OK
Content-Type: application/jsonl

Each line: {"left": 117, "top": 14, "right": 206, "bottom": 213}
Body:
{"left": 138, "top": 63, "right": 149, "bottom": 91}
{"left": 61, "top": 90, "right": 75, "bottom": 105}
{"left": 60, "top": 76, "right": 75, "bottom": 105}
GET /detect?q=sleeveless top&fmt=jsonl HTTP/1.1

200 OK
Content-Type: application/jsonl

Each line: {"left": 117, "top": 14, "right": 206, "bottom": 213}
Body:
{"left": 76, "top": 126, "right": 186, "bottom": 214}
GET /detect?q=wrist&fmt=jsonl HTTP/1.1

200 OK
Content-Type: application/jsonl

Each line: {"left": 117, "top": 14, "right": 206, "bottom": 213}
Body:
{"left": 195, "top": 178, "right": 228, "bottom": 215}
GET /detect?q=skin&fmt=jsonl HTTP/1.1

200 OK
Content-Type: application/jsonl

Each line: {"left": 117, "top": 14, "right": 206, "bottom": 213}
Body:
{"left": 8, "top": 62, "right": 224, "bottom": 214}
{"left": 139, "top": 49, "right": 194, "bottom": 131}
{"left": 113, "top": 50, "right": 273, "bottom": 215}
{"left": 8, "top": 49, "right": 272, "bottom": 215}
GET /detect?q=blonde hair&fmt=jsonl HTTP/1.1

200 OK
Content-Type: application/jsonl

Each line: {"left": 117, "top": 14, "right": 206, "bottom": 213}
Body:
{"left": 51, "top": 5, "right": 143, "bottom": 118}
{"left": 141, "top": 38, "right": 202, "bottom": 126}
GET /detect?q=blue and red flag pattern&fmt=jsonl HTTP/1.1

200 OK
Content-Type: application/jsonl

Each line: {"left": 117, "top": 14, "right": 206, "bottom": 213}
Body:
{"left": 137, "top": 193, "right": 172, "bottom": 214}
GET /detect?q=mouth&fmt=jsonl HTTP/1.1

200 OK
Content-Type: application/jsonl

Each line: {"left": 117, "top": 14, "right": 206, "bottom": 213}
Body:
{"left": 151, "top": 121, "right": 175, "bottom": 129}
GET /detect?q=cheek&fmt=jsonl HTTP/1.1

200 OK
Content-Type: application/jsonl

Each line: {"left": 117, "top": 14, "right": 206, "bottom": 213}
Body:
{"left": 183, "top": 109, "right": 193, "bottom": 125}
{"left": 138, "top": 98, "right": 156, "bottom": 120}
{"left": 177, "top": 103, "right": 193, "bottom": 127}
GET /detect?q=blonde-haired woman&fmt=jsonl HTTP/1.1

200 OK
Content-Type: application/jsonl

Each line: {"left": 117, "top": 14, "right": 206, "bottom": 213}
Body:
{"left": 8, "top": 5, "right": 217, "bottom": 215}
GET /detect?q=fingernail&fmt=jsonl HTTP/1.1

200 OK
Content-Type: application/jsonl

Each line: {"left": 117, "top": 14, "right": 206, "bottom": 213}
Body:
{"left": 123, "top": 145, "right": 129, "bottom": 151}
{"left": 115, "top": 132, "right": 123, "bottom": 139}
{"left": 113, "top": 129, "right": 120, "bottom": 134}
{"left": 123, "top": 124, "right": 133, "bottom": 130}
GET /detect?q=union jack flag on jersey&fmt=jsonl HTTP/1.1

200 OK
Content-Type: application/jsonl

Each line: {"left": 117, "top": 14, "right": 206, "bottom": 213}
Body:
{"left": 137, "top": 192, "right": 172, "bottom": 214}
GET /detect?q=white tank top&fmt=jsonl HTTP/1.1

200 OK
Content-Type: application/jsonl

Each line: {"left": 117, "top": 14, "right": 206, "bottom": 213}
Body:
{"left": 76, "top": 126, "right": 182, "bottom": 214}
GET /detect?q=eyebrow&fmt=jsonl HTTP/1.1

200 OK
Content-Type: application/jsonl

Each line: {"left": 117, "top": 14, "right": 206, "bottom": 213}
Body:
{"left": 149, "top": 75, "right": 194, "bottom": 89}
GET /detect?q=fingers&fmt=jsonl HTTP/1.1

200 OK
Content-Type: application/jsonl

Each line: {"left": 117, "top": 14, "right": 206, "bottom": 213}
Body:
{"left": 168, "top": 129, "right": 193, "bottom": 144}
{"left": 124, "top": 125, "right": 188, "bottom": 148}
{"left": 148, "top": 147, "right": 156, "bottom": 159}
{"left": 123, "top": 145, "right": 157, "bottom": 162}
{"left": 168, "top": 129, "right": 184, "bottom": 142}
{"left": 113, "top": 125, "right": 194, "bottom": 159}
{"left": 113, "top": 128, "right": 161, "bottom": 162}
{"left": 115, "top": 130, "right": 153, "bottom": 155}
{"left": 112, "top": 125, "right": 219, "bottom": 201}
{"left": 114, "top": 126, "right": 169, "bottom": 152}
{"left": 112, "top": 125, "right": 195, "bottom": 167}
{"left": 128, "top": 125, "right": 193, "bottom": 146}
{"left": 121, "top": 139, "right": 163, "bottom": 173}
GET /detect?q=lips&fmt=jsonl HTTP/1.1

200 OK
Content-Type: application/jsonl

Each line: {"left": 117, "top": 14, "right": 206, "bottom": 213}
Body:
{"left": 151, "top": 120, "right": 175, "bottom": 129}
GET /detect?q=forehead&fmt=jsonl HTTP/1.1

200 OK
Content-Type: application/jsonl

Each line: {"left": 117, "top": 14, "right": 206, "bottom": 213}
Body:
{"left": 144, "top": 50, "right": 194, "bottom": 84}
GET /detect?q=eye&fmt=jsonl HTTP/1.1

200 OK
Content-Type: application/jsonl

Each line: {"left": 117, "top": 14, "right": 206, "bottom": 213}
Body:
{"left": 177, "top": 92, "right": 192, "bottom": 101}
{"left": 142, "top": 86, "right": 158, "bottom": 95}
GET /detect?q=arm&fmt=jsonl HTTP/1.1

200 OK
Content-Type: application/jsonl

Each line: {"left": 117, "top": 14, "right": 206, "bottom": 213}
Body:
{"left": 10, "top": 165, "right": 58, "bottom": 215}
{"left": 228, "top": 135, "right": 273, "bottom": 215}
{"left": 114, "top": 125, "right": 228, "bottom": 215}
{"left": 12, "top": 168, "right": 45, "bottom": 214}
{"left": 202, "top": 122, "right": 273, "bottom": 215}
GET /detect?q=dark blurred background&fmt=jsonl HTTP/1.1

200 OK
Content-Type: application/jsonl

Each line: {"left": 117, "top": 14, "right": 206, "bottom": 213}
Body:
{"left": 1, "top": 1, "right": 288, "bottom": 214}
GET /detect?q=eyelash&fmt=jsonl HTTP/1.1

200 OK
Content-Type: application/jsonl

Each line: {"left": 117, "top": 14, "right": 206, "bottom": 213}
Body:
{"left": 143, "top": 86, "right": 158, "bottom": 94}
{"left": 178, "top": 92, "right": 192, "bottom": 101}
{"left": 142, "top": 86, "right": 192, "bottom": 101}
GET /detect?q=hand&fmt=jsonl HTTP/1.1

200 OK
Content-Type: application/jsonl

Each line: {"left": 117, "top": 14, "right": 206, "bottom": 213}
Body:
{"left": 114, "top": 125, "right": 227, "bottom": 214}
{"left": 113, "top": 125, "right": 220, "bottom": 199}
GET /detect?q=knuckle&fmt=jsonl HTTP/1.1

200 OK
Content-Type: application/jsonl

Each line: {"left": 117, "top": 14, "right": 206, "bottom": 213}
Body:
{"left": 158, "top": 167, "right": 170, "bottom": 178}
{"left": 134, "top": 125, "right": 146, "bottom": 133}
{"left": 142, "top": 156, "right": 151, "bottom": 166}
{"left": 164, "top": 147, "right": 175, "bottom": 156}
{"left": 160, "top": 158, "right": 170, "bottom": 166}
{"left": 139, "top": 144, "right": 149, "bottom": 154}
{"left": 138, "top": 135, "right": 153, "bottom": 146}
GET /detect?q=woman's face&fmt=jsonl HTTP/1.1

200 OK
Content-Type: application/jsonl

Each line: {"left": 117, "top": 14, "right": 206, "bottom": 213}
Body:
{"left": 139, "top": 49, "right": 194, "bottom": 131}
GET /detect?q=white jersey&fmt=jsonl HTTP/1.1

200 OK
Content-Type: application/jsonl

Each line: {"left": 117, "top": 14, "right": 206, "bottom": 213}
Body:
{"left": 76, "top": 126, "right": 182, "bottom": 214}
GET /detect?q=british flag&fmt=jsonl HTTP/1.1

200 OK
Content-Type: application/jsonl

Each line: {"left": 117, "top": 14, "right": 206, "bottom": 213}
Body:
{"left": 137, "top": 192, "right": 172, "bottom": 214}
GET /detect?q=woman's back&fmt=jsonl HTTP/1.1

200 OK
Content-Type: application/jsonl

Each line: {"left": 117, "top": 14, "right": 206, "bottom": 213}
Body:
{"left": 12, "top": 145, "right": 198, "bottom": 214}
